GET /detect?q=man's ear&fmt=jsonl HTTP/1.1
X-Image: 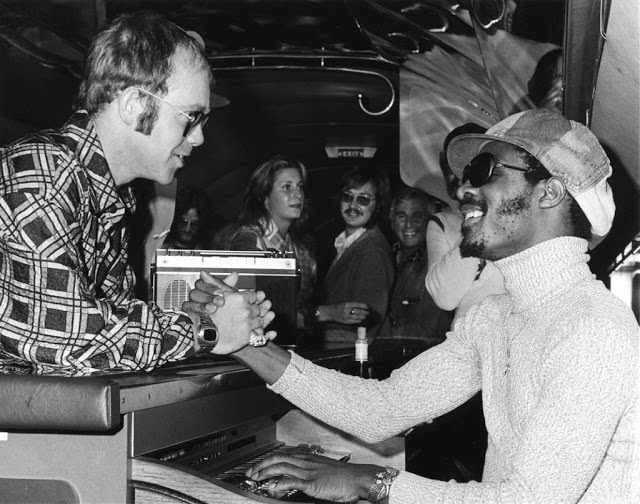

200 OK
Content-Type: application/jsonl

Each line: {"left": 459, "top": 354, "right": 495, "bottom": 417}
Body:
{"left": 117, "top": 87, "right": 144, "bottom": 129}
{"left": 538, "top": 177, "right": 567, "bottom": 209}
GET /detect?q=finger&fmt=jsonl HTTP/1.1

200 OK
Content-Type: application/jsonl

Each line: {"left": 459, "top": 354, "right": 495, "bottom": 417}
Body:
{"left": 262, "top": 310, "right": 276, "bottom": 328}
{"left": 250, "top": 315, "right": 264, "bottom": 330}
{"left": 200, "top": 270, "right": 237, "bottom": 292}
{"left": 258, "top": 299, "right": 272, "bottom": 317}
{"left": 193, "top": 278, "right": 221, "bottom": 295}
{"left": 256, "top": 290, "right": 266, "bottom": 304}
{"left": 223, "top": 272, "right": 240, "bottom": 288}
{"left": 205, "top": 296, "right": 225, "bottom": 311}
{"left": 240, "top": 290, "right": 259, "bottom": 305}
{"left": 181, "top": 300, "right": 209, "bottom": 313}
{"left": 264, "top": 330, "right": 278, "bottom": 341}
{"left": 250, "top": 462, "right": 309, "bottom": 482}
{"left": 189, "top": 286, "right": 212, "bottom": 303}
{"left": 267, "top": 476, "right": 310, "bottom": 496}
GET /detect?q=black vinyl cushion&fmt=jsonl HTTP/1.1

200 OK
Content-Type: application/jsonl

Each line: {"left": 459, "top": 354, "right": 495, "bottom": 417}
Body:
{"left": 0, "top": 375, "right": 120, "bottom": 431}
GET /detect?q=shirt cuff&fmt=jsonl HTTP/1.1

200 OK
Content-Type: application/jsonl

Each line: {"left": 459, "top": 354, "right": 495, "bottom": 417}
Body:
{"left": 267, "top": 350, "right": 307, "bottom": 394}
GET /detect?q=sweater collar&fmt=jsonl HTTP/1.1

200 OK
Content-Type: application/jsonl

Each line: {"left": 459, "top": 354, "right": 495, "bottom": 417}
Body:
{"left": 495, "top": 236, "right": 592, "bottom": 311}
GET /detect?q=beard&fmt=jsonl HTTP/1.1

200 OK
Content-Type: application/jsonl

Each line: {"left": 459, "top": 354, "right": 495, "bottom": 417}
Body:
{"left": 460, "top": 229, "right": 488, "bottom": 258}
{"left": 459, "top": 191, "right": 532, "bottom": 261}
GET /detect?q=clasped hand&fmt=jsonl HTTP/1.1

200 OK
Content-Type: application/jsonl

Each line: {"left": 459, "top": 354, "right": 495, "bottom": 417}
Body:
{"left": 245, "top": 452, "right": 381, "bottom": 503}
{"left": 182, "top": 271, "right": 277, "bottom": 354}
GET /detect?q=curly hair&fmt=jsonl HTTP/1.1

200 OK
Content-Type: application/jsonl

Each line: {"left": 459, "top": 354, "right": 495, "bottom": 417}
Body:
{"left": 76, "top": 11, "right": 211, "bottom": 135}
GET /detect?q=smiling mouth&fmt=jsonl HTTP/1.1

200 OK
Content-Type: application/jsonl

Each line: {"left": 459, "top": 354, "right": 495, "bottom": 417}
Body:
{"left": 463, "top": 209, "right": 484, "bottom": 221}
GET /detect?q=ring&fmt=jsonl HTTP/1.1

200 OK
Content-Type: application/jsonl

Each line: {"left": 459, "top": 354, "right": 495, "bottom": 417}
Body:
{"left": 350, "top": 309, "right": 355, "bottom": 314}
{"left": 249, "top": 330, "right": 268, "bottom": 347}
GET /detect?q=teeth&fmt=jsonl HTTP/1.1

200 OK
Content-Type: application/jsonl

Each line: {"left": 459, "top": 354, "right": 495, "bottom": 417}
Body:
{"left": 464, "top": 210, "right": 483, "bottom": 221}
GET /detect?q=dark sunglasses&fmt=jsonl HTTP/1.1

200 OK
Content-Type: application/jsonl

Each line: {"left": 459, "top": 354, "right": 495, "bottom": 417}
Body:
{"left": 462, "top": 152, "right": 531, "bottom": 187}
{"left": 181, "top": 111, "right": 210, "bottom": 139}
{"left": 340, "top": 191, "right": 375, "bottom": 207}
{"left": 136, "top": 87, "right": 211, "bottom": 138}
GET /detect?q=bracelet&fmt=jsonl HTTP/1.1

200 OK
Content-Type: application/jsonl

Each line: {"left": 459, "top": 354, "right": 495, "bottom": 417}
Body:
{"left": 367, "top": 467, "right": 399, "bottom": 504}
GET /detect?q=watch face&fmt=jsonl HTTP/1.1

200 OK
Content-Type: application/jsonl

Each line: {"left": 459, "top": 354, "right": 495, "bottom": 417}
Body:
{"left": 201, "top": 326, "right": 218, "bottom": 342}
{"left": 197, "top": 323, "right": 219, "bottom": 349}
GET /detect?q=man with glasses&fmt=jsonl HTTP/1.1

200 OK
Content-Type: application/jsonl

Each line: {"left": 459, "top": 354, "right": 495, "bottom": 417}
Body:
{"left": 190, "top": 109, "right": 638, "bottom": 503}
{"left": 0, "top": 12, "right": 273, "bottom": 375}
{"left": 311, "top": 166, "right": 394, "bottom": 345}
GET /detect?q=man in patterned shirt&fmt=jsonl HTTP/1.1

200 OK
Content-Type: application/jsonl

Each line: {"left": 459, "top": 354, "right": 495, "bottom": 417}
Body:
{"left": 0, "top": 12, "right": 273, "bottom": 376}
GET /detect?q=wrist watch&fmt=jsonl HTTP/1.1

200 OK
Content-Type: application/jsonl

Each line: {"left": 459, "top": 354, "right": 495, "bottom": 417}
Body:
{"left": 195, "top": 320, "right": 219, "bottom": 351}
{"left": 367, "top": 467, "right": 399, "bottom": 504}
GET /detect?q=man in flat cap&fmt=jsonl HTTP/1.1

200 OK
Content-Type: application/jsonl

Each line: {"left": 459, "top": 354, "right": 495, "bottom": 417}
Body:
{"left": 191, "top": 109, "right": 638, "bottom": 503}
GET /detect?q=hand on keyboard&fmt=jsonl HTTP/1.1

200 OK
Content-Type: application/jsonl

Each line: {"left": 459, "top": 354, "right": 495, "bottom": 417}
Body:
{"left": 245, "top": 452, "right": 384, "bottom": 503}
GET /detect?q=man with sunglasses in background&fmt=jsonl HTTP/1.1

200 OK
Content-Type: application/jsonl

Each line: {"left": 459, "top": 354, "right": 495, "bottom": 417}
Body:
{"left": 311, "top": 166, "right": 394, "bottom": 346}
{"left": 190, "top": 109, "right": 638, "bottom": 503}
{"left": 0, "top": 12, "right": 274, "bottom": 376}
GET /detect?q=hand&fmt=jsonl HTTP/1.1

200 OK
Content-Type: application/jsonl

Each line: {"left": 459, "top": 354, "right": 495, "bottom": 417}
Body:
{"left": 245, "top": 452, "right": 381, "bottom": 503}
{"left": 183, "top": 272, "right": 277, "bottom": 354}
{"left": 328, "top": 302, "right": 370, "bottom": 325}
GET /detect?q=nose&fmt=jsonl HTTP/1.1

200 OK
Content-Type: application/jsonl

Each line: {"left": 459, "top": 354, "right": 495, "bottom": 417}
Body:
{"left": 186, "top": 123, "right": 205, "bottom": 147}
{"left": 456, "top": 178, "right": 478, "bottom": 201}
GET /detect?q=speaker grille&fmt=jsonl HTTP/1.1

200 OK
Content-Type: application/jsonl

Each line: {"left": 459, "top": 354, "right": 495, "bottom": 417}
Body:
{"left": 163, "top": 279, "right": 191, "bottom": 310}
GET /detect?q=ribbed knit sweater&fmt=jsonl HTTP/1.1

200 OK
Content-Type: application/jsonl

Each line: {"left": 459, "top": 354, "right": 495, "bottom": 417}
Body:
{"left": 270, "top": 237, "right": 639, "bottom": 503}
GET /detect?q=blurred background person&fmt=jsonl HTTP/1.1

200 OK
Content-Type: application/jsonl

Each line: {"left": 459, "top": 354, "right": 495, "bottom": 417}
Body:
{"left": 426, "top": 123, "right": 505, "bottom": 325}
{"left": 389, "top": 187, "right": 452, "bottom": 343}
{"left": 527, "top": 48, "right": 563, "bottom": 113}
{"left": 312, "top": 166, "right": 394, "bottom": 346}
{"left": 226, "top": 155, "right": 316, "bottom": 332}
{"left": 162, "top": 186, "right": 211, "bottom": 250}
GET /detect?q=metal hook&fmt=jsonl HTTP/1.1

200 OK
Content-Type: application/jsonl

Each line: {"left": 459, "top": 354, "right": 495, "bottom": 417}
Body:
{"left": 599, "top": 0, "right": 608, "bottom": 40}
{"left": 210, "top": 60, "right": 397, "bottom": 117}
{"left": 355, "top": 70, "right": 396, "bottom": 116}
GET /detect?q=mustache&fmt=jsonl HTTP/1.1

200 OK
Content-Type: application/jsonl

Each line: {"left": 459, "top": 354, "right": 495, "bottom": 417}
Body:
{"left": 343, "top": 208, "right": 363, "bottom": 216}
{"left": 459, "top": 194, "right": 488, "bottom": 213}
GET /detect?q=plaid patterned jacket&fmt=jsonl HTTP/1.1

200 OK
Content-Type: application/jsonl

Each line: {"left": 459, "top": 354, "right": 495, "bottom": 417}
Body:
{"left": 0, "top": 111, "right": 194, "bottom": 375}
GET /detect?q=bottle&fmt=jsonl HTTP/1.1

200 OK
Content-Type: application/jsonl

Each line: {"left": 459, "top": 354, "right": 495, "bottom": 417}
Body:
{"left": 355, "top": 326, "right": 368, "bottom": 378}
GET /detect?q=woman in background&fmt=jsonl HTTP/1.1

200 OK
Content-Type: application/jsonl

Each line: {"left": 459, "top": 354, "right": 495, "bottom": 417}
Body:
{"left": 226, "top": 155, "right": 316, "bottom": 333}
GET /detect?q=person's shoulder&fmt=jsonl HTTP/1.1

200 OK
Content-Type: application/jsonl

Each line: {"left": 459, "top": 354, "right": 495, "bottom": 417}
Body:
{"left": 362, "top": 226, "right": 393, "bottom": 253}
{"left": 542, "top": 280, "right": 639, "bottom": 360}
{"left": 227, "top": 224, "right": 263, "bottom": 250}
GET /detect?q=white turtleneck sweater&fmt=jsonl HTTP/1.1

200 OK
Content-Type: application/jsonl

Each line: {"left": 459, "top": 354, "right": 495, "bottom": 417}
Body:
{"left": 269, "top": 237, "right": 639, "bottom": 503}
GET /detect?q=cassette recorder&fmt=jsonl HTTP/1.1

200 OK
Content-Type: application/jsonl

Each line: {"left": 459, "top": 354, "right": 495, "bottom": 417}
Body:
{"left": 152, "top": 249, "right": 298, "bottom": 346}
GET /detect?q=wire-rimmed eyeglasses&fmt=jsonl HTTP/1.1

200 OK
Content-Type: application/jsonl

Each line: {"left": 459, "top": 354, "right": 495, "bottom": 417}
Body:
{"left": 135, "top": 87, "right": 210, "bottom": 139}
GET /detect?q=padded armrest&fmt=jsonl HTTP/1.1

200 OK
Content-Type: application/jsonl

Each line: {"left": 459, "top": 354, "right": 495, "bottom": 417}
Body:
{"left": 0, "top": 375, "right": 120, "bottom": 431}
